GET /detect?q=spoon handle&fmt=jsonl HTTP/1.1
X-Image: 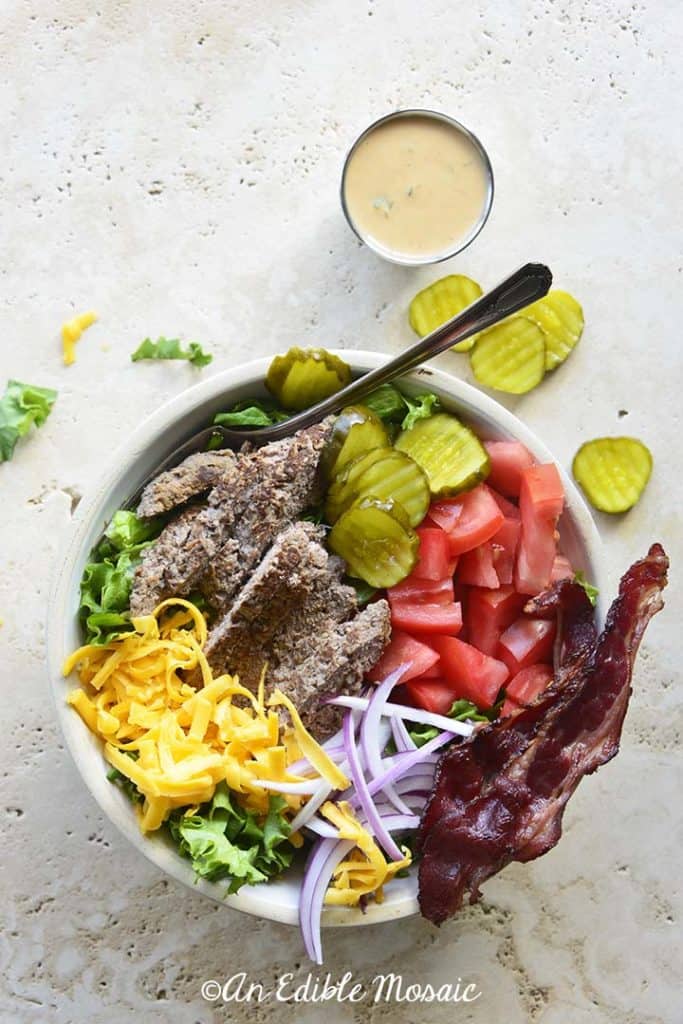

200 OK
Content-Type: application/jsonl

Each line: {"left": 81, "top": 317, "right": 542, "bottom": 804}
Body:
{"left": 126, "top": 263, "right": 552, "bottom": 508}
{"left": 228, "top": 262, "right": 552, "bottom": 443}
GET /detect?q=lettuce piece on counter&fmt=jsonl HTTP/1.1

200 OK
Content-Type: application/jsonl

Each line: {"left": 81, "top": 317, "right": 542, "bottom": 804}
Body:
{"left": 364, "top": 384, "right": 440, "bottom": 432}
{"left": 168, "top": 783, "right": 293, "bottom": 893}
{"left": 78, "top": 510, "right": 163, "bottom": 644}
{"left": 0, "top": 380, "right": 57, "bottom": 462}
{"left": 131, "top": 336, "right": 213, "bottom": 368}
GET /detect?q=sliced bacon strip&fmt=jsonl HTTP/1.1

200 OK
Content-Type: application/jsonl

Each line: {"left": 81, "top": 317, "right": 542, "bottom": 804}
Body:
{"left": 417, "top": 544, "right": 668, "bottom": 925}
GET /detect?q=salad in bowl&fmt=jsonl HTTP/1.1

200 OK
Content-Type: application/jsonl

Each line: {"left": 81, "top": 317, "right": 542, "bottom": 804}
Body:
{"left": 50, "top": 348, "right": 667, "bottom": 964}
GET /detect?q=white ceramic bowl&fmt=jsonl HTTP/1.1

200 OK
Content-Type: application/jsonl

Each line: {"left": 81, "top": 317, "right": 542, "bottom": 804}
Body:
{"left": 48, "top": 351, "right": 605, "bottom": 929}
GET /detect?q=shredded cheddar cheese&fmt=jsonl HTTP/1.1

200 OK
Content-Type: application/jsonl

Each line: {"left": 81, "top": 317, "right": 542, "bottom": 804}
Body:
{"left": 62, "top": 310, "right": 97, "bottom": 366}
{"left": 63, "top": 600, "right": 315, "bottom": 831}
{"left": 321, "top": 801, "right": 411, "bottom": 906}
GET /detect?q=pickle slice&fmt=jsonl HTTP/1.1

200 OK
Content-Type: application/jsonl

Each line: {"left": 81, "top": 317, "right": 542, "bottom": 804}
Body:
{"left": 322, "top": 405, "right": 390, "bottom": 480}
{"left": 325, "top": 448, "right": 391, "bottom": 523}
{"left": 329, "top": 497, "right": 419, "bottom": 588}
{"left": 523, "top": 290, "right": 584, "bottom": 371}
{"left": 470, "top": 317, "right": 546, "bottom": 394}
{"left": 395, "top": 412, "right": 489, "bottom": 497}
{"left": 572, "top": 437, "right": 653, "bottom": 513}
{"left": 266, "top": 347, "right": 352, "bottom": 412}
{"left": 325, "top": 448, "right": 430, "bottom": 527}
{"left": 409, "top": 274, "right": 483, "bottom": 352}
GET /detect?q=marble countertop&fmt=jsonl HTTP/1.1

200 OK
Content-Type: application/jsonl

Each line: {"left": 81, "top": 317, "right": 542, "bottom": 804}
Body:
{"left": 2, "top": 1, "right": 681, "bottom": 1021}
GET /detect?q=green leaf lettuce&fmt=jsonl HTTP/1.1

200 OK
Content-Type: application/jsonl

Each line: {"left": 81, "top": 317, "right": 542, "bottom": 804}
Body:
{"left": 78, "top": 510, "right": 163, "bottom": 644}
{"left": 131, "top": 337, "right": 213, "bottom": 368}
{"left": 0, "top": 380, "right": 57, "bottom": 463}
{"left": 168, "top": 783, "right": 293, "bottom": 893}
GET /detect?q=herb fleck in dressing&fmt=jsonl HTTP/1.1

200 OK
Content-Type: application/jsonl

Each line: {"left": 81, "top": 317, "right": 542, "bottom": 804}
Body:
{"left": 343, "top": 115, "right": 489, "bottom": 260}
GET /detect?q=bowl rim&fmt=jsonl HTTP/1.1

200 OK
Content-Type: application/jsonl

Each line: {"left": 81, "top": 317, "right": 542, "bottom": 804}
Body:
{"left": 47, "top": 350, "right": 605, "bottom": 929}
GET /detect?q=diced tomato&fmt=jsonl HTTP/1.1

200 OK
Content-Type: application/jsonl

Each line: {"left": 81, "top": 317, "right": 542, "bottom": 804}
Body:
{"left": 452, "top": 582, "right": 469, "bottom": 641}
{"left": 515, "top": 463, "right": 565, "bottom": 596}
{"left": 429, "top": 635, "right": 509, "bottom": 708}
{"left": 457, "top": 543, "right": 499, "bottom": 588}
{"left": 466, "top": 585, "right": 526, "bottom": 656}
{"left": 403, "top": 678, "right": 459, "bottom": 716}
{"left": 430, "top": 485, "right": 505, "bottom": 557}
{"left": 483, "top": 440, "right": 535, "bottom": 497}
{"left": 410, "top": 659, "right": 443, "bottom": 680}
{"left": 488, "top": 487, "right": 521, "bottom": 520}
{"left": 490, "top": 516, "right": 521, "bottom": 585}
{"left": 506, "top": 663, "right": 554, "bottom": 704}
{"left": 551, "top": 553, "right": 574, "bottom": 582}
{"left": 367, "top": 629, "right": 439, "bottom": 683}
{"left": 521, "top": 463, "right": 565, "bottom": 518}
{"left": 413, "top": 526, "right": 452, "bottom": 581}
{"left": 497, "top": 617, "right": 556, "bottom": 676}
{"left": 390, "top": 602, "right": 463, "bottom": 635}
{"left": 500, "top": 698, "right": 520, "bottom": 718}
{"left": 387, "top": 574, "right": 454, "bottom": 606}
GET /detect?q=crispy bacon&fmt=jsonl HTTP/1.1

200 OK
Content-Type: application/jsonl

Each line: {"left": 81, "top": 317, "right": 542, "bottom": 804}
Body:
{"left": 417, "top": 544, "right": 668, "bottom": 925}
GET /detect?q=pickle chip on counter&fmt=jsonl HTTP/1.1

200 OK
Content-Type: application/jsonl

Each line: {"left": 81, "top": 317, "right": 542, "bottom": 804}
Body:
{"left": 328, "top": 496, "right": 419, "bottom": 588}
{"left": 266, "top": 347, "right": 352, "bottom": 411}
{"left": 326, "top": 448, "right": 430, "bottom": 527}
{"left": 321, "top": 405, "right": 390, "bottom": 480}
{"left": 522, "top": 289, "right": 584, "bottom": 371}
{"left": 572, "top": 437, "right": 653, "bottom": 513}
{"left": 470, "top": 317, "right": 546, "bottom": 394}
{"left": 396, "top": 411, "right": 489, "bottom": 496}
{"left": 409, "top": 274, "right": 483, "bottom": 351}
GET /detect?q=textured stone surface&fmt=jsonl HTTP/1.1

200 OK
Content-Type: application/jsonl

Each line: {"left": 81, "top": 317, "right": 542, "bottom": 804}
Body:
{"left": 1, "top": 1, "right": 681, "bottom": 1021}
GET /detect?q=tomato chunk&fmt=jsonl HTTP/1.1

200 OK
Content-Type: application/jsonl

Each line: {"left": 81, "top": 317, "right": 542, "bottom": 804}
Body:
{"left": 506, "top": 663, "right": 554, "bottom": 704}
{"left": 490, "top": 516, "right": 520, "bottom": 585}
{"left": 430, "top": 485, "right": 504, "bottom": 557}
{"left": 522, "top": 463, "right": 565, "bottom": 518}
{"left": 457, "top": 543, "right": 499, "bottom": 589}
{"left": 429, "top": 635, "right": 509, "bottom": 708}
{"left": 551, "top": 553, "right": 574, "bottom": 582}
{"left": 403, "top": 678, "right": 458, "bottom": 716}
{"left": 367, "top": 629, "right": 439, "bottom": 683}
{"left": 483, "top": 440, "right": 535, "bottom": 497}
{"left": 515, "top": 463, "right": 565, "bottom": 595}
{"left": 466, "top": 585, "right": 526, "bottom": 656}
{"left": 497, "top": 617, "right": 556, "bottom": 676}
{"left": 413, "top": 526, "right": 452, "bottom": 581}
{"left": 387, "top": 574, "right": 454, "bottom": 606}
{"left": 410, "top": 659, "right": 443, "bottom": 680}
{"left": 488, "top": 487, "right": 521, "bottom": 520}
{"left": 390, "top": 602, "right": 463, "bottom": 635}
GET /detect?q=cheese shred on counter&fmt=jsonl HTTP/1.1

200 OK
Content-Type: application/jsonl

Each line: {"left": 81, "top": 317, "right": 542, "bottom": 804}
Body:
{"left": 63, "top": 599, "right": 324, "bottom": 832}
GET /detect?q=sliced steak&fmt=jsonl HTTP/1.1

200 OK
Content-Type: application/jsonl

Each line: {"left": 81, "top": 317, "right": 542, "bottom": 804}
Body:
{"left": 136, "top": 449, "right": 237, "bottom": 518}
{"left": 269, "top": 555, "right": 357, "bottom": 671}
{"left": 200, "top": 522, "right": 330, "bottom": 687}
{"left": 201, "top": 419, "right": 332, "bottom": 610}
{"left": 270, "top": 599, "right": 391, "bottom": 739}
{"left": 129, "top": 504, "right": 224, "bottom": 617}
{"left": 129, "top": 420, "right": 332, "bottom": 616}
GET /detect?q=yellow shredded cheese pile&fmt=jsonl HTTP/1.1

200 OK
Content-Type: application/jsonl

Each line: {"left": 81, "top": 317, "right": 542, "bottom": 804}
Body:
{"left": 63, "top": 599, "right": 344, "bottom": 832}
{"left": 62, "top": 310, "right": 97, "bottom": 366}
{"left": 321, "top": 801, "right": 411, "bottom": 907}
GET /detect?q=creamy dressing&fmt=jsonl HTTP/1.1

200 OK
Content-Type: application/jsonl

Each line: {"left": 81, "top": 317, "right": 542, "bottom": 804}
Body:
{"left": 343, "top": 114, "right": 490, "bottom": 261}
